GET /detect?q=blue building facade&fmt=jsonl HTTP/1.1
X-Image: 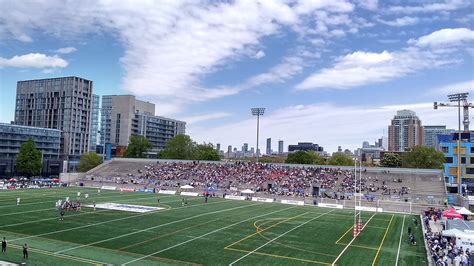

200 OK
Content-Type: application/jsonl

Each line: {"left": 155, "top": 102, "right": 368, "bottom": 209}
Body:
{"left": 438, "top": 133, "right": 474, "bottom": 193}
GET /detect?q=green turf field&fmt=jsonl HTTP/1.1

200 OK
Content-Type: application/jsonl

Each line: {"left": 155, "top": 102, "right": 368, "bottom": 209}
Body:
{"left": 0, "top": 187, "right": 427, "bottom": 265}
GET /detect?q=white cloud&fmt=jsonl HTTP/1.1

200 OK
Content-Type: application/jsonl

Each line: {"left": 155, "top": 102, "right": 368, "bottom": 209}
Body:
{"left": 0, "top": 53, "right": 68, "bottom": 68}
{"left": 388, "top": 0, "right": 470, "bottom": 14}
{"left": 377, "top": 16, "right": 419, "bottom": 27}
{"left": 253, "top": 50, "right": 265, "bottom": 59}
{"left": 180, "top": 112, "right": 232, "bottom": 125}
{"left": 190, "top": 101, "right": 459, "bottom": 153}
{"left": 55, "top": 47, "right": 77, "bottom": 54}
{"left": 408, "top": 28, "right": 474, "bottom": 48}
{"left": 356, "top": 0, "right": 378, "bottom": 11}
{"left": 294, "top": 28, "right": 471, "bottom": 91}
{"left": 431, "top": 80, "right": 474, "bottom": 95}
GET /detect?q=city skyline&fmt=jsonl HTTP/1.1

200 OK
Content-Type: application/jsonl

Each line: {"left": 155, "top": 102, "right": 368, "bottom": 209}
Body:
{"left": 1, "top": 0, "right": 473, "bottom": 153}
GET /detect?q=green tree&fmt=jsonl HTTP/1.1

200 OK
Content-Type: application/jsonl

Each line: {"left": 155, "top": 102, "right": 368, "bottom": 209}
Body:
{"left": 309, "top": 151, "right": 326, "bottom": 165}
{"left": 401, "top": 145, "right": 445, "bottom": 169}
{"left": 380, "top": 153, "right": 402, "bottom": 168}
{"left": 192, "top": 144, "right": 220, "bottom": 161}
{"left": 285, "top": 151, "right": 315, "bottom": 164}
{"left": 328, "top": 152, "right": 353, "bottom": 166}
{"left": 16, "top": 139, "right": 42, "bottom": 177}
{"left": 78, "top": 152, "right": 103, "bottom": 172}
{"left": 157, "top": 135, "right": 196, "bottom": 159}
{"left": 124, "top": 135, "right": 152, "bottom": 158}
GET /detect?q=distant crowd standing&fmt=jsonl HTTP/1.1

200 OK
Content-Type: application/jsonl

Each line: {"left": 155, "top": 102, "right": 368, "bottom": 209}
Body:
{"left": 423, "top": 208, "right": 473, "bottom": 266}
{"left": 92, "top": 161, "right": 410, "bottom": 198}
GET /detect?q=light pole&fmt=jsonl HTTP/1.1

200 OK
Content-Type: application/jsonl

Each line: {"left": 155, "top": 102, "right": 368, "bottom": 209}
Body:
{"left": 448, "top": 93, "right": 468, "bottom": 195}
{"left": 251, "top": 108, "right": 265, "bottom": 163}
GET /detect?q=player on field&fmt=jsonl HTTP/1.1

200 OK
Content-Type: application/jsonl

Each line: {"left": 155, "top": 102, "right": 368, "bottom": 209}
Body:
{"left": 59, "top": 208, "right": 65, "bottom": 221}
{"left": 205, "top": 195, "right": 208, "bottom": 203}
{"left": 182, "top": 198, "right": 185, "bottom": 207}
{"left": 97, "top": 189, "right": 101, "bottom": 195}
{"left": 1, "top": 237, "right": 6, "bottom": 253}
{"left": 77, "top": 191, "right": 81, "bottom": 198}
{"left": 184, "top": 198, "right": 188, "bottom": 207}
{"left": 22, "top": 243, "right": 28, "bottom": 259}
{"left": 85, "top": 193, "right": 89, "bottom": 199}
{"left": 93, "top": 201, "right": 96, "bottom": 211}
{"left": 157, "top": 197, "right": 160, "bottom": 206}
{"left": 16, "top": 197, "right": 20, "bottom": 206}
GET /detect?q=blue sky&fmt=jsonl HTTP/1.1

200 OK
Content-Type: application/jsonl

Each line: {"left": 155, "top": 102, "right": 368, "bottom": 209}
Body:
{"left": 0, "top": 0, "right": 473, "bottom": 153}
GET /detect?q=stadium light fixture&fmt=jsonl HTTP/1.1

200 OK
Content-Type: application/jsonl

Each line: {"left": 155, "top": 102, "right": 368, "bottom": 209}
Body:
{"left": 251, "top": 108, "right": 265, "bottom": 163}
{"left": 448, "top": 93, "right": 468, "bottom": 195}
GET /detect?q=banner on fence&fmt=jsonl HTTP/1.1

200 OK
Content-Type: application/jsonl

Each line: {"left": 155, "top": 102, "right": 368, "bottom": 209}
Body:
{"left": 280, "top": 199, "right": 304, "bottom": 206}
{"left": 318, "top": 203, "right": 343, "bottom": 209}
{"left": 355, "top": 206, "right": 383, "bottom": 212}
{"left": 101, "top": 186, "right": 116, "bottom": 190}
{"left": 120, "top": 188, "right": 135, "bottom": 192}
{"left": 158, "top": 190, "right": 176, "bottom": 195}
{"left": 181, "top": 192, "right": 199, "bottom": 197}
{"left": 225, "top": 195, "right": 246, "bottom": 200}
{"left": 252, "top": 197, "right": 274, "bottom": 203}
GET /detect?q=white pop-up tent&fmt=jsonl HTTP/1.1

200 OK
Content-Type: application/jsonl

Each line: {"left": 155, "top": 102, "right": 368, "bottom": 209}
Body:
{"left": 457, "top": 207, "right": 474, "bottom": 216}
{"left": 442, "top": 229, "right": 474, "bottom": 251}
{"left": 180, "top": 185, "right": 194, "bottom": 189}
{"left": 241, "top": 189, "right": 255, "bottom": 194}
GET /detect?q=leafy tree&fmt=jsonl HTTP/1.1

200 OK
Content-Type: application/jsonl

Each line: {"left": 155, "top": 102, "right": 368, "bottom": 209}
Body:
{"left": 124, "top": 135, "right": 152, "bottom": 158}
{"left": 380, "top": 153, "right": 402, "bottom": 168}
{"left": 192, "top": 144, "right": 220, "bottom": 161}
{"left": 78, "top": 152, "right": 103, "bottom": 172}
{"left": 401, "top": 145, "right": 445, "bottom": 169}
{"left": 309, "top": 151, "right": 326, "bottom": 165}
{"left": 328, "top": 152, "right": 353, "bottom": 166}
{"left": 16, "top": 139, "right": 42, "bottom": 177}
{"left": 285, "top": 151, "right": 315, "bottom": 164}
{"left": 157, "top": 135, "right": 195, "bottom": 160}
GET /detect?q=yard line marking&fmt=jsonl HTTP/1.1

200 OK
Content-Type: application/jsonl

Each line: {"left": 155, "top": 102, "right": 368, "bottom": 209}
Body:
{"left": 226, "top": 212, "right": 309, "bottom": 249}
{"left": 228, "top": 209, "right": 335, "bottom": 265}
{"left": 395, "top": 215, "right": 406, "bottom": 266}
{"left": 225, "top": 247, "right": 330, "bottom": 265}
{"left": 331, "top": 213, "right": 377, "bottom": 266}
{"left": 9, "top": 198, "right": 230, "bottom": 242}
{"left": 55, "top": 202, "right": 264, "bottom": 254}
{"left": 2, "top": 195, "right": 194, "bottom": 229}
{"left": 371, "top": 214, "right": 394, "bottom": 266}
{"left": 121, "top": 206, "right": 297, "bottom": 265}
{"left": 335, "top": 225, "right": 354, "bottom": 244}
{"left": 8, "top": 243, "right": 104, "bottom": 265}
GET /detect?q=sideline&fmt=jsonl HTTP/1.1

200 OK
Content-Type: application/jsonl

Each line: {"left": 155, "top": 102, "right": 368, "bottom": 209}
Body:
{"left": 395, "top": 215, "right": 406, "bottom": 266}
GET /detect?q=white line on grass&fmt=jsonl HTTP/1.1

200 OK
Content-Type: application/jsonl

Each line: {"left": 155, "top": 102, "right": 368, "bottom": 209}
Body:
{"left": 395, "top": 215, "right": 406, "bottom": 266}
{"left": 228, "top": 209, "right": 335, "bottom": 265}
{"left": 0, "top": 194, "right": 180, "bottom": 229}
{"left": 55, "top": 202, "right": 264, "bottom": 254}
{"left": 9, "top": 199, "right": 231, "bottom": 242}
{"left": 121, "top": 205, "right": 298, "bottom": 265}
{"left": 331, "top": 213, "right": 377, "bottom": 266}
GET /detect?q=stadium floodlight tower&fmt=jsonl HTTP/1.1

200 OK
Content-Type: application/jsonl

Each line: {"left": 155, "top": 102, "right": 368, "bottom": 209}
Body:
{"left": 251, "top": 108, "right": 265, "bottom": 163}
{"left": 434, "top": 93, "right": 471, "bottom": 195}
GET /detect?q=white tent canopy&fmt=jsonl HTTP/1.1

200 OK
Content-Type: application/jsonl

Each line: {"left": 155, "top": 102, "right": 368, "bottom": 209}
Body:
{"left": 458, "top": 207, "right": 474, "bottom": 215}
{"left": 442, "top": 228, "right": 464, "bottom": 237}
{"left": 241, "top": 189, "right": 255, "bottom": 194}
{"left": 180, "top": 185, "right": 194, "bottom": 189}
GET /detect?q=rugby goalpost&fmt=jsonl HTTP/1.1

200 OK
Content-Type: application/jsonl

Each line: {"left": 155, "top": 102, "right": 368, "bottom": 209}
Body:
{"left": 353, "top": 159, "right": 363, "bottom": 238}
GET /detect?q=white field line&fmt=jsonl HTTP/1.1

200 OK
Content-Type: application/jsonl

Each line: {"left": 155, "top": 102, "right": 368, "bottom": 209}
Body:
{"left": 121, "top": 206, "right": 298, "bottom": 265}
{"left": 228, "top": 209, "right": 335, "bottom": 265}
{"left": 1, "top": 195, "right": 195, "bottom": 229}
{"left": 0, "top": 193, "right": 172, "bottom": 217}
{"left": 331, "top": 213, "right": 377, "bottom": 266}
{"left": 55, "top": 202, "right": 264, "bottom": 254}
{"left": 395, "top": 215, "right": 406, "bottom": 266}
{"left": 0, "top": 189, "right": 146, "bottom": 208}
{"left": 9, "top": 199, "right": 232, "bottom": 242}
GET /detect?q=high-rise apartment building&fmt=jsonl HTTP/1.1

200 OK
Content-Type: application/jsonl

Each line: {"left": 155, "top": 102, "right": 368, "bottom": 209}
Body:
{"left": 242, "top": 143, "right": 248, "bottom": 152}
{"left": 15, "top": 76, "right": 93, "bottom": 160}
{"left": 278, "top": 140, "right": 284, "bottom": 154}
{"left": 424, "top": 125, "right": 455, "bottom": 149}
{"left": 101, "top": 95, "right": 185, "bottom": 154}
{"left": 266, "top": 138, "right": 271, "bottom": 155}
{"left": 388, "top": 110, "right": 424, "bottom": 152}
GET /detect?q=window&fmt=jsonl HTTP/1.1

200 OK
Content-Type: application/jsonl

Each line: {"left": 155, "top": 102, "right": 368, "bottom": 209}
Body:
{"left": 471, "top": 157, "right": 474, "bottom": 164}
{"left": 442, "top": 146, "right": 449, "bottom": 153}
{"left": 462, "top": 157, "right": 466, "bottom": 164}
{"left": 445, "top": 157, "right": 453, "bottom": 164}
{"left": 467, "top": 168, "right": 474, "bottom": 175}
